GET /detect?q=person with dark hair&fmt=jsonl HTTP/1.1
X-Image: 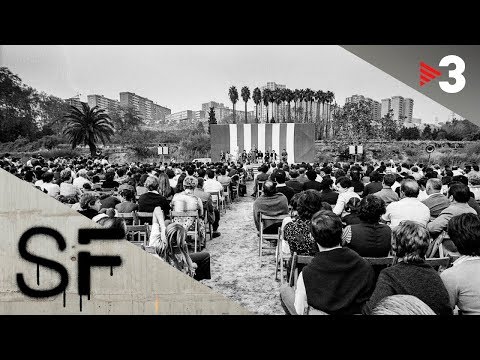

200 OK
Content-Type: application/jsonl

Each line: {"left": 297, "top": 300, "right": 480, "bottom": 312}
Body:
{"left": 318, "top": 177, "right": 339, "bottom": 205}
{"left": 450, "top": 175, "right": 480, "bottom": 215}
{"left": 78, "top": 193, "right": 102, "bottom": 220}
{"left": 342, "top": 195, "right": 391, "bottom": 257}
{"left": 333, "top": 177, "right": 360, "bottom": 217}
{"left": 362, "top": 171, "right": 383, "bottom": 197}
{"left": 342, "top": 197, "right": 362, "bottom": 225}
{"left": 373, "top": 173, "right": 399, "bottom": 206}
{"left": 280, "top": 210, "right": 375, "bottom": 315}
{"left": 115, "top": 188, "right": 138, "bottom": 214}
{"left": 440, "top": 213, "right": 480, "bottom": 314}
{"left": 422, "top": 178, "right": 450, "bottom": 220}
{"left": 284, "top": 190, "right": 325, "bottom": 256}
{"left": 302, "top": 169, "right": 322, "bottom": 191}
{"left": 363, "top": 221, "right": 452, "bottom": 315}
{"left": 137, "top": 176, "right": 171, "bottom": 217}
{"left": 175, "top": 173, "right": 186, "bottom": 194}
{"left": 382, "top": 179, "right": 430, "bottom": 228}
{"left": 350, "top": 170, "right": 365, "bottom": 195}
{"left": 285, "top": 169, "right": 304, "bottom": 194}
{"left": 194, "top": 177, "right": 220, "bottom": 238}
{"left": 275, "top": 170, "right": 295, "bottom": 204}
{"left": 41, "top": 171, "right": 60, "bottom": 197}
{"left": 252, "top": 164, "right": 269, "bottom": 197}
{"left": 253, "top": 180, "right": 289, "bottom": 234}
{"left": 427, "top": 183, "right": 477, "bottom": 240}
{"left": 102, "top": 170, "right": 119, "bottom": 189}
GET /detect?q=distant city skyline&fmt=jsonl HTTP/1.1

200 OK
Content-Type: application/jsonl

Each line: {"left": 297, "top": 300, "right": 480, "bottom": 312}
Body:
{"left": 0, "top": 45, "right": 457, "bottom": 124}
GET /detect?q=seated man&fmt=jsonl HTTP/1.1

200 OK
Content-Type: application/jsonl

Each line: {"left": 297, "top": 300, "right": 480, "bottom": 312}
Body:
{"left": 253, "top": 180, "right": 289, "bottom": 235}
{"left": 373, "top": 173, "right": 399, "bottom": 207}
{"left": 422, "top": 178, "right": 450, "bottom": 220}
{"left": 275, "top": 170, "right": 295, "bottom": 204}
{"left": 285, "top": 169, "right": 304, "bottom": 194}
{"left": 303, "top": 169, "right": 323, "bottom": 192}
{"left": 137, "top": 176, "right": 171, "bottom": 218}
{"left": 427, "top": 183, "right": 477, "bottom": 243}
{"left": 252, "top": 164, "right": 269, "bottom": 197}
{"left": 279, "top": 210, "right": 375, "bottom": 315}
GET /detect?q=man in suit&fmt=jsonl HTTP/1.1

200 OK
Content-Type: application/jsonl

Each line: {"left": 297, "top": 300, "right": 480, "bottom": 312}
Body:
{"left": 138, "top": 176, "right": 171, "bottom": 218}
{"left": 275, "top": 170, "right": 295, "bottom": 204}
{"left": 286, "top": 169, "right": 304, "bottom": 194}
{"left": 422, "top": 178, "right": 450, "bottom": 220}
{"left": 303, "top": 170, "right": 323, "bottom": 192}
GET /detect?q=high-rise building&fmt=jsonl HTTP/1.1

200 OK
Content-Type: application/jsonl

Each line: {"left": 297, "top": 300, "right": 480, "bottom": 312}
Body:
{"left": 381, "top": 96, "right": 414, "bottom": 123}
{"left": 391, "top": 96, "right": 405, "bottom": 122}
{"left": 345, "top": 94, "right": 365, "bottom": 103}
{"left": 381, "top": 98, "right": 391, "bottom": 118}
{"left": 201, "top": 101, "right": 224, "bottom": 113}
{"left": 345, "top": 95, "right": 381, "bottom": 121}
{"left": 165, "top": 110, "right": 194, "bottom": 124}
{"left": 87, "top": 95, "right": 119, "bottom": 114}
{"left": 201, "top": 101, "right": 231, "bottom": 123}
{"left": 404, "top": 98, "right": 414, "bottom": 122}
{"left": 257, "top": 82, "right": 286, "bottom": 123}
{"left": 119, "top": 92, "right": 171, "bottom": 125}
{"left": 65, "top": 96, "right": 86, "bottom": 110}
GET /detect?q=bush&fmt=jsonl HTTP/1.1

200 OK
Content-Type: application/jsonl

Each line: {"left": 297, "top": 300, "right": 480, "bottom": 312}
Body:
{"left": 38, "top": 149, "right": 81, "bottom": 159}
{"left": 464, "top": 142, "right": 480, "bottom": 157}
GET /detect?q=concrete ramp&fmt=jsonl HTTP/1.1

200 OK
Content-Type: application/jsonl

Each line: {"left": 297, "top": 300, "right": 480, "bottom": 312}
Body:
{"left": 0, "top": 169, "right": 250, "bottom": 314}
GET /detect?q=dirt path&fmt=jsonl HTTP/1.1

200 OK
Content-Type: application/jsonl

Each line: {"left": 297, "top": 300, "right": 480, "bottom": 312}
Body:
{"left": 201, "top": 181, "right": 284, "bottom": 315}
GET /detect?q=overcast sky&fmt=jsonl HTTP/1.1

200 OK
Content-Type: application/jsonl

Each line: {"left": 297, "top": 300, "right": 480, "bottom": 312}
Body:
{"left": 1, "top": 45, "right": 455, "bottom": 123}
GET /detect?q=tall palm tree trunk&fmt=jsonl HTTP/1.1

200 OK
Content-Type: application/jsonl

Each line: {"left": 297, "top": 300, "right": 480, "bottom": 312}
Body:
{"left": 255, "top": 104, "right": 258, "bottom": 123}
{"left": 245, "top": 101, "right": 248, "bottom": 124}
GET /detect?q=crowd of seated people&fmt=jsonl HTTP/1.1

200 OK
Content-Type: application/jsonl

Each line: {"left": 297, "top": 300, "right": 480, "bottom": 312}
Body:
{"left": 248, "top": 157, "right": 480, "bottom": 315}
{"left": 3, "top": 152, "right": 480, "bottom": 314}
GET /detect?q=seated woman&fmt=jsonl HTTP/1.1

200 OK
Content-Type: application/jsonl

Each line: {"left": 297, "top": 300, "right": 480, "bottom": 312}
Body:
{"left": 149, "top": 211, "right": 211, "bottom": 281}
{"left": 136, "top": 174, "right": 149, "bottom": 196}
{"left": 362, "top": 221, "right": 452, "bottom": 315}
{"left": 440, "top": 213, "right": 480, "bottom": 315}
{"left": 158, "top": 173, "right": 175, "bottom": 201}
{"left": 342, "top": 197, "right": 361, "bottom": 226}
{"left": 59, "top": 169, "right": 82, "bottom": 201}
{"left": 77, "top": 193, "right": 103, "bottom": 220}
{"left": 284, "top": 190, "right": 328, "bottom": 257}
{"left": 171, "top": 176, "right": 205, "bottom": 248}
{"left": 342, "top": 195, "right": 391, "bottom": 257}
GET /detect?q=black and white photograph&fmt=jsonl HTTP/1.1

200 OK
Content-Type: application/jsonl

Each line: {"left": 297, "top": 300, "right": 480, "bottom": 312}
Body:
{"left": 1, "top": 45, "right": 480, "bottom": 315}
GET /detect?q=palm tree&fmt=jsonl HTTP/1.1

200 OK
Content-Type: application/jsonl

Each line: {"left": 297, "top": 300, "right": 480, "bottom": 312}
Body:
{"left": 325, "top": 91, "right": 335, "bottom": 138}
{"left": 293, "top": 89, "right": 301, "bottom": 122}
{"left": 262, "top": 88, "right": 271, "bottom": 123}
{"left": 228, "top": 86, "right": 239, "bottom": 124}
{"left": 269, "top": 89, "right": 276, "bottom": 122}
{"left": 252, "top": 87, "right": 262, "bottom": 123}
{"left": 240, "top": 86, "right": 250, "bottom": 124}
{"left": 284, "top": 88, "right": 294, "bottom": 123}
{"left": 274, "top": 88, "right": 283, "bottom": 122}
{"left": 303, "top": 88, "right": 313, "bottom": 123}
{"left": 63, "top": 103, "right": 114, "bottom": 157}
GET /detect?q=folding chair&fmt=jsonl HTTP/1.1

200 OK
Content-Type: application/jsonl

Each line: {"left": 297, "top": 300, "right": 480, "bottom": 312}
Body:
{"left": 288, "top": 253, "right": 314, "bottom": 288}
{"left": 425, "top": 257, "right": 451, "bottom": 272}
{"left": 259, "top": 213, "right": 288, "bottom": 265}
{"left": 202, "top": 200, "right": 212, "bottom": 241}
{"left": 136, "top": 211, "right": 153, "bottom": 225}
{"left": 171, "top": 210, "right": 201, "bottom": 253}
{"left": 126, "top": 224, "right": 150, "bottom": 247}
{"left": 223, "top": 184, "right": 231, "bottom": 207}
{"left": 117, "top": 211, "right": 139, "bottom": 225}
{"left": 275, "top": 227, "right": 291, "bottom": 283}
{"left": 208, "top": 191, "right": 222, "bottom": 214}
{"left": 257, "top": 181, "right": 265, "bottom": 197}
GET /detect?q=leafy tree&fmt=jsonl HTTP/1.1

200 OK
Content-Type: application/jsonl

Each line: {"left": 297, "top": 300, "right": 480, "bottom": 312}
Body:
{"left": 208, "top": 106, "right": 216, "bottom": 134}
{"left": 324, "top": 91, "right": 335, "bottom": 138}
{"left": 241, "top": 86, "right": 250, "bottom": 124}
{"left": 422, "top": 124, "right": 433, "bottom": 140}
{"left": 0, "top": 67, "right": 40, "bottom": 142}
{"left": 252, "top": 87, "right": 262, "bottom": 123}
{"left": 63, "top": 103, "right": 114, "bottom": 157}
{"left": 333, "top": 100, "right": 375, "bottom": 149}
{"left": 397, "top": 126, "right": 421, "bottom": 140}
{"left": 109, "top": 105, "right": 144, "bottom": 135}
{"left": 228, "top": 86, "right": 239, "bottom": 124}
{"left": 378, "top": 109, "right": 398, "bottom": 142}
{"left": 284, "top": 88, "right": 294, "bottom": 123}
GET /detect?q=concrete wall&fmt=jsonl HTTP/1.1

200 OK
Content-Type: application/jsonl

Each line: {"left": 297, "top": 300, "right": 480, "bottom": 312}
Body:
{"left": 0, "top": 169, "right": 250, "bottom": 315}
